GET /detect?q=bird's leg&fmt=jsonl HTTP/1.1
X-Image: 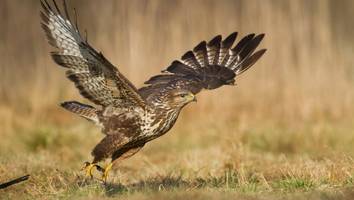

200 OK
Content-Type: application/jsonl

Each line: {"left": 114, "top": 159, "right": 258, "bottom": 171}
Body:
{"left": 95, "top": 165, "right": 105, "bottom": 173}
{"left": 101, "top": 162, "right": 113, "bottom": 183}
{"left": 81, "top": 161, "right": 97, "bottom": 178}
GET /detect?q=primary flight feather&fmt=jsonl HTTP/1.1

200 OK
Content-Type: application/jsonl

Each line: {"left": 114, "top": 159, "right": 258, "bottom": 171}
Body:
{"left": 40, "top": 0, "right": 266, "bottom": 182}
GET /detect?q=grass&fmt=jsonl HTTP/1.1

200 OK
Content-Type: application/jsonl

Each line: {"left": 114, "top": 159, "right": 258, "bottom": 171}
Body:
{"left": 1, "top": 117, "right": 354, "bottom": 199}
{"left": 1, "top": 0, "right": 354, "bottom": 199}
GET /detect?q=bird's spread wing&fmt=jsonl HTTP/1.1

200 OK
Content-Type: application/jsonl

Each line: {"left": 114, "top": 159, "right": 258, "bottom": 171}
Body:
{"left": 41, "top": 0, "right": 145, "bottom": 108}
{"left": 139, "top": 32, "right": 266, "bottom": 96}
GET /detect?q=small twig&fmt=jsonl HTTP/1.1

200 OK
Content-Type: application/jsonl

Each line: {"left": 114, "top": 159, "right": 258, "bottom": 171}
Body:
{"left": 0, "top": 174, "right": 30, "bottom": 189}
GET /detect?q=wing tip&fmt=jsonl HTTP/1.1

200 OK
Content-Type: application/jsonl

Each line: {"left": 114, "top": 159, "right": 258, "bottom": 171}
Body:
{"left": 193, "top": 41, "right": 207, "bottom": 52}
{"left": 207, "top": 35, "right": 222, "bottom": 47}
{"left": 225, "top": 32, "right": 238, "bottom": 42}
{"left": 254, "top": 33, "right": 265, "bottom": 42}
{"left": 181, "top": 50, "right": 195, "bottom": 60}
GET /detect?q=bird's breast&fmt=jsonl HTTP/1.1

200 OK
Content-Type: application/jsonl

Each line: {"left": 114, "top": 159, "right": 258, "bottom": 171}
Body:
{"left": 140, "top": 109, "right": 180, "bottom": 140}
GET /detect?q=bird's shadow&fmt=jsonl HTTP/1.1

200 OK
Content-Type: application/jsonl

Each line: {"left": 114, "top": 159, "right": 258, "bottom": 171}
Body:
{"left": 75, "top": 175, "right": 191, "bottom": 196}
{"left": 103, "top": 175, "right": 190, "bottom": 196}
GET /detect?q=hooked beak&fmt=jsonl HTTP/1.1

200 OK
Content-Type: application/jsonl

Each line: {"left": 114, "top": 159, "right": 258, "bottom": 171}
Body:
{"left": 192, "top": 96, "right": 197, "bottom": 102}
{"left": 188, "top": 93, "right": 197, "bottom": 103}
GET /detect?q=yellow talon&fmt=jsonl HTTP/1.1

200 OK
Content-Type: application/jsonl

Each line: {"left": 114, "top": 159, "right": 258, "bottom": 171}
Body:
{"left": 102, "top": 163, "right": 113, "bottom": 183}
{"left": 81, "top": 162, "right": 96, "bottom": 178}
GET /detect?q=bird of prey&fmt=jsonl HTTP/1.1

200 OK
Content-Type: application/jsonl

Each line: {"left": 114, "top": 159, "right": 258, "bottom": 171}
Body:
{"left": 40, "top": 0, "right": 266, "bottom": 182}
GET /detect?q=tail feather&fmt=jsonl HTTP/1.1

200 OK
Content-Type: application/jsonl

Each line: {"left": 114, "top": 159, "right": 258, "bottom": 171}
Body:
{"left": 61, "top": 101, "right": 100, "bottom": 125}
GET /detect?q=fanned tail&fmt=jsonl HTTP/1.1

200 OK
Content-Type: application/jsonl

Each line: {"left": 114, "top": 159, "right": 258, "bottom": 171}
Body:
{"left": 61, "top": 101, "right": 100, "bottom": 125}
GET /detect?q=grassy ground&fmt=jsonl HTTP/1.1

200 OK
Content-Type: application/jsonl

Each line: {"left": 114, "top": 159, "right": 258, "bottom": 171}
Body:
{"left": 1, "top": 113, "right": 354, "bottom": 199}
{"left": 1, "top": 0, "right": 354, "bottom": 199}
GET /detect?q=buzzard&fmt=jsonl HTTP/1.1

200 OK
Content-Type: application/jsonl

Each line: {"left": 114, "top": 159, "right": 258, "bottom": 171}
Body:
{"left": 40, "top": 0, "right": 266, "bottom": 182}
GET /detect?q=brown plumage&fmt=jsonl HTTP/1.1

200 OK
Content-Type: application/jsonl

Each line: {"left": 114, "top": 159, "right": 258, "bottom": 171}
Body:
{"left": 40, "top": 0, "right": 266, "bottom": 181}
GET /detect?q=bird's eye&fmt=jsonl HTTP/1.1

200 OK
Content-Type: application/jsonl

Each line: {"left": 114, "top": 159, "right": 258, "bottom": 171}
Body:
{"left": 180, "top": 93, "right": 187, "bottom": 98}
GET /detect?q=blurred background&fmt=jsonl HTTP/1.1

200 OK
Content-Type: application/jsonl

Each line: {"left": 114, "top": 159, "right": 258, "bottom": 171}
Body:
{"left": 1, "top": 0, "right": 354, "bottom": 188}
{"left": 0, "top": 0, "right": 354, "bottom": 199}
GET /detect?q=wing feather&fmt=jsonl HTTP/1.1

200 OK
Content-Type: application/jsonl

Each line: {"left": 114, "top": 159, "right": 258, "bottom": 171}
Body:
{"left": 207, "top": 35, "right": 222, "bottom": 65}
{"left": 229, "top": 34, "right": 265, "bottom": 70}
{"left": 219, "top": 32, "right": 238, "bottom": 66}
{"left": 181, "top": 51, "right": 200, "bottom": 69}
{"left": 140, "top": 32, "right": 266, "bottom": 97}
{"left": 41, "top": 0, "right": 145, "bottom": 108}
{"left": 193, "top": 41, "right": 208, "bottom": 67}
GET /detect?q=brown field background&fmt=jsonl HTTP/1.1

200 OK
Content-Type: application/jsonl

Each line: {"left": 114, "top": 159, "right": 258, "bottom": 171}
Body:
{"left": 1, "top": 0, "right": 354, "bottom": 199}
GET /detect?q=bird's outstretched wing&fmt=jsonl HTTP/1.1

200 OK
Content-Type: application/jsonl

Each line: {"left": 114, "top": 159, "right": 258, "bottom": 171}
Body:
{"left": 40, "top": 0, "right": 145, "bottom": 108}
{"left": 140, "top": 32, "right": 266, "bottom": 96}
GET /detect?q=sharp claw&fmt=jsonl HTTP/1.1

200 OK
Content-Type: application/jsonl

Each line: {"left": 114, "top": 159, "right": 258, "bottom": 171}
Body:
{"left": 95, "top": 165, "right": 105, "bottom": 173}
{"left": 81, "top": 162, "right": 113, "bottom": 182}
{"left": 81, "top": 161, "right": 90, "bottom": 171}
{"left": 81, "top": 162, "right": 96, "bottom": 179}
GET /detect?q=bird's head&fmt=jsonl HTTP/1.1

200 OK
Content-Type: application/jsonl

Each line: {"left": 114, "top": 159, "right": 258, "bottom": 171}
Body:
{"left": 165, "top": 89, "right": 197, "bottom": 109}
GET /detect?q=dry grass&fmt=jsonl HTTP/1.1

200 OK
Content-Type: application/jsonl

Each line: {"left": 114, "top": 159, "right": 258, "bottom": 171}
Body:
{"left": 1, "top": 0, "right": 354, "bottom": 199}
